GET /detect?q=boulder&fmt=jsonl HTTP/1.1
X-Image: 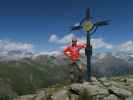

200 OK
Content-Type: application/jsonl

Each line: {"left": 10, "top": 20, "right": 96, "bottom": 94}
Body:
{"left": 108, "top": 85, "right": 132, "bottom": 98}
{"left": 84, "top": 84, "right": 109, "bottom": 96}
{"left": 13, "top": 94, "right": 36, "bottom": 100}
{"left": 126, "top": 96, "right": 133, "bottom": 100}
{"left": 126, "top": 78, "right": 133, "bottom": 84}
{"left": 99, "top": 77, "right": 108, "bottom": 82}
{"left": 69, "top": 83, "right": 85, "bottom": 94}
{"left": 70, "top": 82, "right": 109, "bottom": 96}
{"left": 103, "top": 94, "right": 119, "bottom": 100}
{"left": 34, "top": 90, "right": 47, "bottom": 100}
{"left": 103, "top": 82, "right": 111, "bottom": 87}
{"left": 51, "top": 90, "right": 69, "bottom": 100}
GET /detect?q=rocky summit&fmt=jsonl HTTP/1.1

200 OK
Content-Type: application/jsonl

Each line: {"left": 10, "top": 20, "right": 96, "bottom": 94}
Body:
{"left": 14, "top": 76, "right": 133, "bottom": 100}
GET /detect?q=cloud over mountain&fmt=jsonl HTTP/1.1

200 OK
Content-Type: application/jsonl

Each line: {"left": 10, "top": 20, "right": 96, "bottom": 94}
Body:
{"left": 0, "top": 36, "right": 133, "bottom": 61}
{"left": 116, "top": 41, "right": 133, "bottom": 53}
{"left": 49, "top": 33, "right": 113, "bottom": 50}
{"left": 0, "top": 39, "right": 33, "bottom": 52}
{"left": 48, "top": 33, "right": 133, "bottom": 57}
{"left": 0, "top": 39, "right": 34, "bottom": 60}
{"left": 49, "top": 33, "right": 75, "bottom": 44}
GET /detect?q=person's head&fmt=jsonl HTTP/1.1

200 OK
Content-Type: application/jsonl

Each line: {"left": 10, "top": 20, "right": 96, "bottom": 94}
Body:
{"left": 72, "top": 37, "right": 77, "bottom": 45}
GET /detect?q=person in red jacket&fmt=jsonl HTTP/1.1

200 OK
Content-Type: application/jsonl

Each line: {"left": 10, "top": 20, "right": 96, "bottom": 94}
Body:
{"left": 64, "top": 37, "right": 87, "bottom": 83}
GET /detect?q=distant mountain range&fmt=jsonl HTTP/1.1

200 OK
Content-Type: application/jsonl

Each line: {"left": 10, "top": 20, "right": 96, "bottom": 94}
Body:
{"left": 0, "top": 50, "right": 133, "bottom": 98}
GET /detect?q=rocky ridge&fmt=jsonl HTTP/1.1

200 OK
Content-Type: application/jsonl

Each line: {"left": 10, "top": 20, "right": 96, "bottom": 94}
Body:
{"left": 14, "top": 76, "right": 133, "bottom": 100}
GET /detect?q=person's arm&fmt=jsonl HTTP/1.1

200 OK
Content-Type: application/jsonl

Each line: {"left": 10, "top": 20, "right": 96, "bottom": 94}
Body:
{"left": 78, "top": 43, "right": 87, "bottom": 49}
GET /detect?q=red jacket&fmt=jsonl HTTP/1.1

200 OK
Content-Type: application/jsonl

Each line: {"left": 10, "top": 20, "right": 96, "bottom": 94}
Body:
{"left": 64, "top": 43, "right": 86, "bottom": 62}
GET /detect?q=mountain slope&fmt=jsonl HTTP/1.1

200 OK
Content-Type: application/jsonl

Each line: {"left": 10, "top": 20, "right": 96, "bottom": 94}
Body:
{"left": 0, "top": 52, "right": 132, "bottom": 99}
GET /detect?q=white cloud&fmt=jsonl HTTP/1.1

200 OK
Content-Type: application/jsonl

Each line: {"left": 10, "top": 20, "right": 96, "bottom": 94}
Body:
{"left": 75, "top": 37, "right": 113, "bottom": 49}
{"left": 91, "top": 38, "right": 113, "bottom": 49}
{"left": 0, "top": 39, "right": 34, "bottom": 58}
{"left": 74, "top": 22, "right": 80, "bottom": 27}
{"left": 0, "top": 39, "right": 33, "bottom": 52}
{"left": 48, "top": 34, "right": 133, "bottom": 56}
{"left": 49, "top": 33, "right": 75, "bottom": 44}
{"left": 49, "top": 34, "right": 58, "bottom": 43}
{"left": 49, "top": 34, "right": 113, "bottom": 51}
{"left": 116, "top": 41, "right": 133, "bottom": 53}
{"left": 36, "top": 51, "right": 61, "bottom": 56}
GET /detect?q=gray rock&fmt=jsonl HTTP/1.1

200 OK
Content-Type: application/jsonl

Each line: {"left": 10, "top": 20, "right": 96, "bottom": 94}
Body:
{"left": 91, "top": 76, "right": 98, "bottom": 82}
{"left": 70, "top": 83, "right": 85, "bottom": 94}
{"left": 70, "top": 83, "right": 109, "bottom": 96}
{"left": 13, "top": 94, "right": 36, "bottom": 100}
{"left": 84, "top": 84, "right": 109, "bottom": 96}
{"left": 51, "top": 90, "right": 69, "bottom": 100}
{"left": 92, "top": 95, "right": 107, "bottom": 100}
{"left": 34, "top": 90, "right": 47, "bottom": 100}
{"left": 103, "top": 94, "right": 119, "bottom": 100}
{"left": 99, "top": 77, "right": 108, "bottom": 82}
{"left": 126, "top": 96, "right": 133, "bottom": 100}
{"left": 68, "top": 94, "right": 78, "bottom": 100}
{"left": 13, "top": 76, "right": 133, "bottom": 100}
{"left": 109, "top": 81, "right": 121, "bottom": 87}
{"left": 127, "top": 78, "right": 133, "bottom": 84}
{"left": 119, "top": 78, "right": 127, "bottom": 83}
{"left": 103, "top": 82, "right": 111, "bottom": 87}
{"left": 108, "top": 85, "right": 132, "bottom": 98}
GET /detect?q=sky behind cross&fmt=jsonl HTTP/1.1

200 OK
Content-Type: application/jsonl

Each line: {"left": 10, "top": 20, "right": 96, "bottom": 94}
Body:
{"left": 0, "top": 0, "right": 133, "bottom": 53}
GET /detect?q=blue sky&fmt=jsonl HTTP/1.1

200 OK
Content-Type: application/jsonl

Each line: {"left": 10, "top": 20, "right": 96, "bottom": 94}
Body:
{"left": 0, "top": 0, "right": 133, "bottom": 53}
